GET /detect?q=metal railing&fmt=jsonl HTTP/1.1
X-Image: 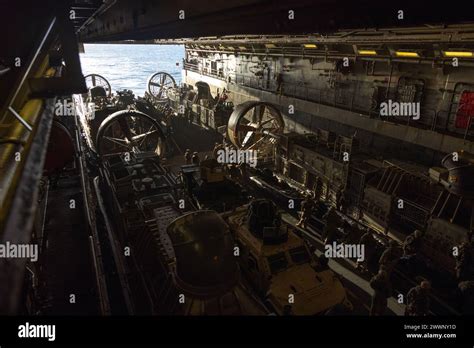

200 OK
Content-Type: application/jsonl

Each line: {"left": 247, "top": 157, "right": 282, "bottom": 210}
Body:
{"left": 183, "top": 62, "right": 226, "bottom": 81}
{"left": 183, "top": 61, "right": 474, "bottom": 140}
{"left": 232, "top": 72, "right": 375, "bottom": 115}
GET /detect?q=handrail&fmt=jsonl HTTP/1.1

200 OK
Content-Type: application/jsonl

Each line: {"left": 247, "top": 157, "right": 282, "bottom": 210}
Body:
{"left": 184, "top": 60, "right": 473, "bottom": 141}
{"left": 0, "top": 17, "right": 58, "bottom": 314}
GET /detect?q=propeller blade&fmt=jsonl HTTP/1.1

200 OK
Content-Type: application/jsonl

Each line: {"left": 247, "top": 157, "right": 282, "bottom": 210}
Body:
{"left": 236, "top": 124, "right": 257, "bottom": 132}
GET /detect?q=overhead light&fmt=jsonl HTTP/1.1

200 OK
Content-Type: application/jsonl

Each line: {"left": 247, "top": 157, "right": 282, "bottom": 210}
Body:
{"left": 443, "top": 51, "right": 473, "bottom": 57}
{"left": 303, "top": 44, "right": 317, "bottom": 49}
{"left": 265, "top": 43, "right": 277, "bottom": 48}
{"left": 227, "top": 46, "right": 235, "bottom": 50}
{"left": 395, "top": 51, "right": 420, "bottom": 58}
{"left": 238, "top": 46, "right": 247, "bottom": 50}
{"left": 358, "top": 49, "right": 377, "bottom": 55}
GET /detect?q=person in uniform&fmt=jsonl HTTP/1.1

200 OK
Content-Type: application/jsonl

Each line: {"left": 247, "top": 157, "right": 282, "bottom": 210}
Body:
{"left": 296, "top": 194, "right": 315, "bottom": 229}
{"left": 322, "top": 206, "right": 340, "bottom": 244}
{"left": 335, "top": 188, "right": 346, "bottom": 212}
{"left": 313, "top": 177, "right": 324, "bottom": 202}
{"left": 213, "top": 91, "right": 220, "bottom": 105}
{"left": 405, "top": 280, "right": 431, "bottom": 316}
{"left": 276, "top": 72, "right": 283, "bottom": 94}
{"left": 369, "top": 269, "right": 392, "bottom": 316}
{"left": 184, "top": 149, "right": 192, "bottom": 164}
{"left": 403, "top": 229, "right": 423, "bottom": 257}
{"left": 455, "top": 238, "right": 474, "bottom": 282}
{"left": 357, "top": 229, "right": 377, "bottom": 272}
{"left": 379, "top": 240, "right": 401, "bottom": 276}
{"left": 342, "top": 220, "right": 360, "bottom": 244}
{"left": 191, "top": 151, "right": 200, "bottom": 165}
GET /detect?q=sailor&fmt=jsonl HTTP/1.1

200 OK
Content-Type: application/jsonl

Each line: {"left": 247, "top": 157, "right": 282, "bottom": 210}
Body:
{"left": 357, "top": 229, "right": 377, "bottom": 272}
{"left": 276, "top": 72, "right": 283, "bottom": 94}
{"left": 369, "top": 269, "right": 392, "bottom": 316}
{"left": 313, "top": 177, "right": 323, "bottom": 201}
{"left": 379, "top": 240, "right": 401, "bottom": 275}
{"left": 214, "top": 91, "right": 220, "bottom": 105}
{"left": 296, "top": 194, "right": 315, "bottom": 229}
{"left": 191, "top": 152, "right": 200, "bottom": 165}
{"left": 220, "top": 89, "right": 229, "bottom": 103}
{"left": 405, "top": 280, "right": 431, "bottom": 316}
{"left": 184, "top": 149, "right": 192, "bottom": 164}
{"left": 403, "top": 229, "right": 423, "bottom": 257}
{"left": 339, "top": 220, "right": 354, "bottom": 243}
{"left": 455, "top": 238, "right": 474, "bottom": 282}
{"left": 335, "top": 188, "right": 345, "bottom": 212}
{"left": 322, "top": 206, "right": 340, "bottom": 244}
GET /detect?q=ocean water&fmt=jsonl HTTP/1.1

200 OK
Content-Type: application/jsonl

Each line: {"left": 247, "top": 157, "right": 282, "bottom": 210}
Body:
{"left": 80, "top": 44, "right": 184, "bottom": 97}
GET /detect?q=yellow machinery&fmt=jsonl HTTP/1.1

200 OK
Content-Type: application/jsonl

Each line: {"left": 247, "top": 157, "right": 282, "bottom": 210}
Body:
{"left": 200, "top": 158, "right": 226, "bottom": 183}
{"left": 0, "top": 10, "right": 87, "bottom": 314}
{"left": 225, "top": 199, "right": 351, "bottom": 315}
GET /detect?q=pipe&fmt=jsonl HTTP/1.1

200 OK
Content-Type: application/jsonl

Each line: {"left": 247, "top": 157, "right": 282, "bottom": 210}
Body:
{"left": 189, "top": 47, "right": 474, "bottom": 68}
{"left": 76, "top": 0, "right": 117, "bottom": 35}
{"left": 1, "top": 17, "right": 56, "bottom": 126}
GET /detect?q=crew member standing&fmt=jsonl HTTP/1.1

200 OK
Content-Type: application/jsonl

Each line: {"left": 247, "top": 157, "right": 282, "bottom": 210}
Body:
{"left": 191, "top": 151, "right": 200, "bottom": 165}
{"left": 184, "top": 149, "right": 192, "bottom": 164}
{"left": 369, "top": 269, "right": 392, "bottom": 316}
{"left": 336, "top": 188, "right": 345, "bottom": 212}
{"left": 313, "top": 177, "right": 323, "bottom": 202}
{"left": 405, "top": 280, "right": 431, "bottom": 316}
{"left": 322, "top": 206, "right": 340, "bottom": 245}
{"left": 276, "top": 72, "right": 283, "bottom": 94}
{"left": 296, "top": 194, "right": 315, "bottom": 229}
{"left": 357, "top": 229, "right": 377, "bottom": 272}
{"left": 403, "top": 229, "right": 423, "bottom": 257}
{"left": 379, "top": 240, "right": 401, "bottom": 276}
